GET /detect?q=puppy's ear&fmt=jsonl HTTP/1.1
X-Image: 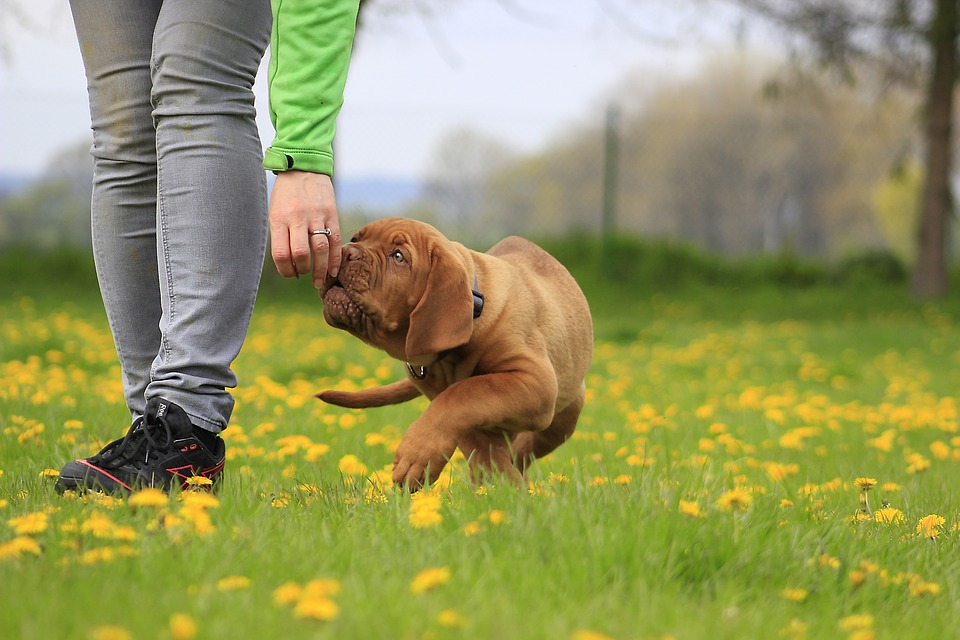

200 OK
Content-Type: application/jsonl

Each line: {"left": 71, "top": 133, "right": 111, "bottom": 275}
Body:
{"left": 405, "top": 246, "right": 474, "bottom": 363}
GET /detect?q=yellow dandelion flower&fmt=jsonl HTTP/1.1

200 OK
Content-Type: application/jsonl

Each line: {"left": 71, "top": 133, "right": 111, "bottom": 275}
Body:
{"left": 909, "top": 579, "right": 940, "bottom": 598}
{"left": 488, "top": 510, "right": 506, "bottom": 525}
{"left": 184, "top": 476, "right": 213, "bottom": 489}
{"left": 613, "top": 474, "right": 632, "bottom": 485}
{"left": 590, "top": 476, "right": 609, "bottom": 487}
{"left": 89, "top": 625, "right": 132, "bottom": 640}
{"left": 337, "top": 454, "right": 368, "bottom": 476}
{"left": 169, "top": 613, "right": 197, "bottom": 640}
{"left": 571, "top": 631, "right": 614, "bottom": 640}
{"left": 849, "top": 570, "right": 867, "bottom": 588}
{"left": 409, "top": 508, "right": 443, "bottom": 529}
{"left": 129, "top": 488, "right": 169, "bottom": 509}
{"left": 79, "top": 547, "right": 116, "bottom": 565}
{"left": 881, "top": 482, "right": 900, "bottom": 492}
{"left": 678, "top": 500, "right": 704, "bottom": 518}
{"left": 0, "top": 536, "right": 42, "bottom": 559}
{"left": 180, "top": 492, "right": 220, "bottom": 510}
{"left": 781, "top": 588, "right": 808, "bottom": 603}
{"left": 716, "top": 487, "right": 752, "bottom": 512}
{"left": 303, "top": 578, "right": 341, "bottom": 599}
{"left": 273, "top": 582, "right": 303, "bottom": 606}
{"left": 437, "top": 609, "right": 468, "bottom": 628}
{"left": 837, "top": 614, "right": 873, "bottom": 632}
{"left": 916, "top": 514, "right": 945, "bottom": 539}
{"left": 7, "top": 511, "right": 48, "bottom": 536}
{"left": 64, "top": 419, "right": 84, "bottom": 430}
{"left": 874, "top": 507, "right": 904, "bottom": 524}
{"left": 216, "top": 575, "right": 251, "bottom": 591}
{"left": 39, "top": 468, "right": 61, "bottom": 478}
{"left": 854, "top": 477, "right": 877, "bottom": 491}
{"left": 293, "top": 597, "right": 339, "bottom": 621}
{"left": 410, "top": 566, "right": 451, "bottom": 594}
{"left": 463, "top": 521, "right": 481, "bottom": 536}
{"left": 81, "top": 512, "right": 115, "bottom": 538}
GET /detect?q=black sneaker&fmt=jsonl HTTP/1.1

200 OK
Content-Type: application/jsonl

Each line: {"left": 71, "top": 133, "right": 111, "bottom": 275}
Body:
{"left": 55, "top": 398, "right": 226, "bottom": 494}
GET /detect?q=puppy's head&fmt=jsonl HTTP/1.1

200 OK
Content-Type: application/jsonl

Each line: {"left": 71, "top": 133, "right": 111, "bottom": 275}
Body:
{"left": 319, "top": 218, "right": 475, "bottom": 364}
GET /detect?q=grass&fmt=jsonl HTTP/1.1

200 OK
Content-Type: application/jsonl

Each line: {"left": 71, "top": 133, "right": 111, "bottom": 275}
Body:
{"left": 1, "top": 243, "right": 959, "bottom": 640}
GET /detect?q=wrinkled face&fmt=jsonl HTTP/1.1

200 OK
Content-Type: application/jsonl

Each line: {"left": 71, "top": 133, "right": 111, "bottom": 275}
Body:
{"left": 319, "top": 218, "right": 426, "bottom": 356}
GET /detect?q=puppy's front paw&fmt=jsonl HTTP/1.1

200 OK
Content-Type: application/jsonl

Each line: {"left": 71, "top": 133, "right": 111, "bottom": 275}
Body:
{"left": 392, "top": 428, "right": 456, "bottom": 490}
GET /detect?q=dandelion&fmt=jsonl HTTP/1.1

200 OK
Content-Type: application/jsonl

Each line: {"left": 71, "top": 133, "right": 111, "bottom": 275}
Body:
{"left": 916, "top": 514, "right": 945, "bottom": 539}
{"left": 0, "top": 536, "right": 42, "bottom": 559}
{"left": 216, "top": 575, "right": 251, "bottom": 591}
{"left": 781, "top": 588, "right": 808, "bottom": 603}
{"left": 463, "top": 521, "right": 481, "bottom": 536}
{"left": 410, "top": 566, "right": 451, "bottom": 594}
{"left": 169, "top": 614, "right": 197, "bottom": 640}
{"left": 81, "top": 512, "right": 115, "bottom": 538}
{"left": 908, "top": 579, "right": 940, "bottom": 598}
{"left": 338, "top": 454, "right": 368, "bottom": 476}
{"left": 129, "top": 488, "right": 169, "bottom": 509}
{"left": 409, "top": 507, "right": 443, "bottom": 529}
{"left": 180, "top": 491, "right": 220, "bottom": 510}
{"left": 854, "top": 478, "right": 877, "bottom": 491}
{"left": 89, "top": 625, "right": 132, "bottom": 640}
{"left": 39, "top": 468, "right": 61, "bottom": 478}
{"left": 488, "top": 510, "right": 506, "bottom": 525}
{"left": 293, "top": 597, "right": 339, "bottom": 621}
{"left": 273, "top": 582, "right": 303, "bottom": 606}
{"left": 837, "top": 614, "right": 873, "bottom": 633}
{"left": 874, "top": 507, "right": 904, "bottom": 524}
{"left": 184, "top": 476, "right": 213, "bottom": 489}
{"left": 716, "top": 487, "right": 752, "bottom": 512}
{"left": 437, "top": 609, "right": 468, "bottom": 628}
{"left": 7, "top": 511, "right": 48, "bottom": 535}
{"left": 571, "top": 631, "right": 614, "bottom": 640}
{"left": 678, "top": 500, "right": 704, "bottom": 518}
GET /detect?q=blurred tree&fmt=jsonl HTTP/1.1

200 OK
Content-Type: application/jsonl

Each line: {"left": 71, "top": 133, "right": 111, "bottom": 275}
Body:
{"left": 420, "top": 126, "right": 515, "bottom": 239}
{"left": 872, "top": 162, "right": 923, "bottom": 264}
{"left": 473, "top": 57, "right": 911, "bottom": 258}
{"left": 0, "top": 141, "right": 92, "bottom": 248}
{"left": 731, "top": 0, "right": 956, "bottom": 296}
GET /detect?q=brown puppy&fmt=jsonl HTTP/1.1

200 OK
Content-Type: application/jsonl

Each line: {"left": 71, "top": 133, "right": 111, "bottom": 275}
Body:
{"left": 318, "top": 218, "right": 593, "bottom": 489}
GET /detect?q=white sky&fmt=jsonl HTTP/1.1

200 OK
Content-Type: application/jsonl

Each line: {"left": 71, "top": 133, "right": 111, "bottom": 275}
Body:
{"left": 0, "top": 0, "right": 750, "bottom": 181}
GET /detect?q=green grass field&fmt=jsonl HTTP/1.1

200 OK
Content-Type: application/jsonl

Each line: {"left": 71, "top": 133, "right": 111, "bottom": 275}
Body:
{"left": 1, "top": 247, "right": 959, "bottom": 640}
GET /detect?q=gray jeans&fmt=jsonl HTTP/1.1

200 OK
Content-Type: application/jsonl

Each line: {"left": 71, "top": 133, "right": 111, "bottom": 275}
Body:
{"left": 69, "top": 0, "right": 272, "bottom": 431}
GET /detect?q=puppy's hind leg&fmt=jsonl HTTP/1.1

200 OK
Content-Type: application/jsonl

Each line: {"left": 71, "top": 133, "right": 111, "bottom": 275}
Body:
{"left": 458, "top": 431, "right": 524, "bottom": 488}
{"left": 512, "top": 385, "right": 585, "bottom": 475}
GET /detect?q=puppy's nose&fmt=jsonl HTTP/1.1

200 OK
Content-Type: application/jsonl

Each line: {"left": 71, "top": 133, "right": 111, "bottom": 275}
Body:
{"left": 343, "top": 244, "right": 362, "bottom": 262}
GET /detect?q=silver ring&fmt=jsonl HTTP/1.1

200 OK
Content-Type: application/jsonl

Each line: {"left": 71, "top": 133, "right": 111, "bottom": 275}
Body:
{"left": 309, "top": 228, "right": 332, "bottom": 237}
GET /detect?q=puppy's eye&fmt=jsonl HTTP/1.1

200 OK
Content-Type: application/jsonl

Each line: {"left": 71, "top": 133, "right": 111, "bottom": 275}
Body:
{"left": 392, "top": 250, "right": 405, "bottom": 263}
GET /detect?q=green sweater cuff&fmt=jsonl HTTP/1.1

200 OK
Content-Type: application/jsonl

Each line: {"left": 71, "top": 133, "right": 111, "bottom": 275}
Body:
{"left": 264, "top": 147, "right": 335, "bottom": 175}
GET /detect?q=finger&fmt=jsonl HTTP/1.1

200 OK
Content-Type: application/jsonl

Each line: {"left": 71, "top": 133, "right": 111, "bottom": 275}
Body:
{"left": 325, "top": 226, "right": 343, "bottom": 280}
{"left": 290, "top": 228, "right": 313, "bottom": 276}
{"left": 271, "top": 227, "right": 297, "bottom": 278}
{"left": 309, "top": 232, "right": 331, "bottom": 287}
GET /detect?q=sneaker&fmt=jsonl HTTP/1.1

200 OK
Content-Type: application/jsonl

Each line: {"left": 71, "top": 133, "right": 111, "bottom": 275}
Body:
{"left": 55, "top": 398, "right": 226, "bottom": 494}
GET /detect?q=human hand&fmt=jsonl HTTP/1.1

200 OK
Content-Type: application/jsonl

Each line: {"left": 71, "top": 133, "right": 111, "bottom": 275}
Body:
{"left": 268, "top": 170, "right": 343, "bottom": 287}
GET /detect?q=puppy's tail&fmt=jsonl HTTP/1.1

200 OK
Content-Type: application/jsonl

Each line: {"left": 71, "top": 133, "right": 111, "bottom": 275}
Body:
{"left": 317, "top": 379, "right": 421, "bottom": 409}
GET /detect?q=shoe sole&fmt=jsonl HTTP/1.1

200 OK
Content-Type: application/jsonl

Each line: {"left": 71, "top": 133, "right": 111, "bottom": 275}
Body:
{"left": 55, "top": 459, "right": 135, "bottom": 494}
{"left": 55, "top": 458, "right": 226, "bottom": 495}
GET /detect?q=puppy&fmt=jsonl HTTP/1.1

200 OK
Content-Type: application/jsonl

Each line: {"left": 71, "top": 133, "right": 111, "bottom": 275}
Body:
{"left": 318, "top": 218, "right": 593, "bottom": 488}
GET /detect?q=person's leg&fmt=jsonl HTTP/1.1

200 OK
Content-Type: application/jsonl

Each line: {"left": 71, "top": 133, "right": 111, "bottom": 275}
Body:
{"left": 148, "top": 0, "right": 272, "bottom": 432}
{"left": 68, "top": 0, "right": 164, "bottom": 421}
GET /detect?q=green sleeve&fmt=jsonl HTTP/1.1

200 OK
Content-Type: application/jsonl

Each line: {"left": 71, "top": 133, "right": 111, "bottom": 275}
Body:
{"left": 264, "top": 0, "right": 360, "bottom": 175}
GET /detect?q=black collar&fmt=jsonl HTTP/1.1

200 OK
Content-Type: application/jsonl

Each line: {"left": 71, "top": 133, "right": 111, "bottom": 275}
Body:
{"left": 472, "top": 274, "right": 484, "bottom": 319}
{"left": 407, "top": 273, "right": 483, "bottom": 380}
